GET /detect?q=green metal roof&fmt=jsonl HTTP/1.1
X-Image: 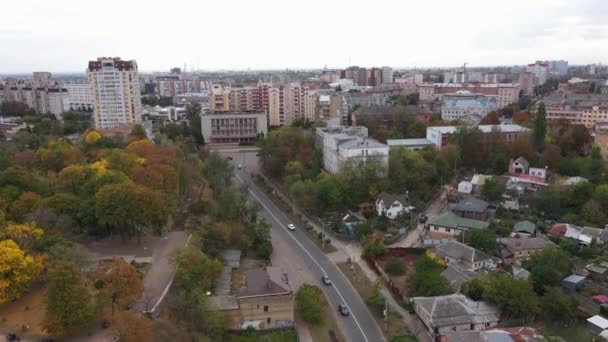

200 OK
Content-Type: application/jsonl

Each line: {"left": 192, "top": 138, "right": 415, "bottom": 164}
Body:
{"left": 428, "top": 211, "right": 489, "bottom": 230}
{"left": 513, "top": 220, "right": 536, "bottom": 235}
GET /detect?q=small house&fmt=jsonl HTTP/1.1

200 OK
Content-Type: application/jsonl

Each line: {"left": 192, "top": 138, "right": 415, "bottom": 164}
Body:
{"left": 587, "top": 315, "right": 608, "bottom": 334}
{"left": 375, "top": 192, "right": 410, "bottom": 219}
{"left": 452, "top": 198, "right": 490, "bottom": 221}
{"left": 411, "top": 294, "right": 500, "bottom": 339}
{"left": 593, "top": 295, "right": 608, "bottom": 305}
{"left": 562, "top": 274, "right": 586, "bottom": 292}
{"left": 500, "top": 237, "right": 551, "bottom": 264}
{"left": 512, "top": 220, "right": 536, "bottom": 237}
{"left": 427, "top": 211, "right": 490, "bottom": 236}
{"left": 509, "top": 157, "right": 530, "bottom": 176}
{"left": 457, "top": 181, "right": 473, "bottom": 195}
{"left": 435, "top": 240, "right": 499, "bottom": 271}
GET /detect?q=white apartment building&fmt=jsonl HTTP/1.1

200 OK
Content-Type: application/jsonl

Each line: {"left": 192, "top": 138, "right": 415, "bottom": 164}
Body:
{"left": 315, "top": 126, "right": 389, "bottom": 174}
{"left": 87, "top": 57, "right": 142, "bottom": 129}
{"left": 65, "top": 83, "right": 93, "bottom": 111}
{"left": 526, "top": 61, "right": 548, "bottom": 85}
{"left": 418, "top": 83, "right": 519, "bottom": 109}
{"left": 441, "top": 91, "right": 497, "bottom": 124}
{"left": 381, "top": 67, "right": 393, "bottom": 84}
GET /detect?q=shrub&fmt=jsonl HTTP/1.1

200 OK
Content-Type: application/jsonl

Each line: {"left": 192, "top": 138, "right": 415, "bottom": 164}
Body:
{"left": 295, "top": 284, "right": 323, "bottom": 324}
{"left": 384, "top": 257, "right": 406, "bottom": 276}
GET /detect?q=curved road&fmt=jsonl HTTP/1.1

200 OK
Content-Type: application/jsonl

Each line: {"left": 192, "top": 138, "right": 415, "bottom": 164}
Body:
{"left": 230, "top": 163, "right": 385, "bottom": 342}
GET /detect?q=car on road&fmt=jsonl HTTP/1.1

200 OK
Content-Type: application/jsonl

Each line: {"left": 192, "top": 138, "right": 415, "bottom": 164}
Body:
{"left": 338, "top": 304, "right": 350, "bottom": 316}
{"left": 419, "top": 214, "right": 428, "bottom": 223}
{"left": 227, "top": 156, "right": 233, "bottom": 160}
{"left": 322, "top": 274, "right": 332, "bottom": 286}
{"left": 287, "top": 223, "right": 296, "bottom": 231}
{"left": 237, "top": 164, "right": 243, "bottom": 169}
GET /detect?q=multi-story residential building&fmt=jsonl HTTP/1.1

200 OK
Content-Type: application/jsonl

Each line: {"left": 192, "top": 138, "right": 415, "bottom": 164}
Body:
{"left": 318, "top": 94, "right": 345, "bottom": 122}
{"left": 483, "top": 73, "right": 505, "bottom": 84}
{"left": 548, "top": 60, "right": 568, "bottom": 75}
{"left": 425, "top": 124, "right": 530, "bottom": 149}
{"left": 418, "top": 83, "right": 520, "bottom": 109}
{"left": 543, "top": 93, "right": 608, "bottom": 129}
{"left": 381, "top": 67, "right": 393, "bottom": 84}
{"left": 87, "top": 57, "right": 142, "bottom": 129}
{"left": 595, "top": 122, "right": 608, "bottom": 159}
{"left": 155, "top": 74, "right": 206, "bottom": 97}
{"left": 174, "top": 91, "right": 210, "bottom": 110}
{"left": 518, "top": 72, "right": 536, "bottom": 96}
{"left": 526, "top": 61, "right": 548, "bottom": 85}
{"left": 65, "top": 83, "right": 93, "bottom": 112}
{"left": 341, "top": 66, "right": 369, "bottom": 86}
{"left": 0, "top": 73, "right": 70, "bottom": 117}
{"left": 441, "top": 91, "right": 497, "bottom": 124}
{"left": 209, "top": 84, "right": 231, "bottom": 112}
{"left": 201, "top": 111, "right": 267, "bottom": 144}
{"left": 315, "top": 126, "right": 389, "bottom": 174}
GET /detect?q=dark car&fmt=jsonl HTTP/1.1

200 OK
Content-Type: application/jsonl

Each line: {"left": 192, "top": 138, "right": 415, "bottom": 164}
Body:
{"left": 6, "top": 334, "right": 20, "bottom": 342}
{"left": 419, "top": 214, "right": 428, "bottom": 224}
{"left": 322, "top": 275, "right": 332, "bottom": 286}
{"left": 338, "top": 304, "right": 350, "bottom": 316}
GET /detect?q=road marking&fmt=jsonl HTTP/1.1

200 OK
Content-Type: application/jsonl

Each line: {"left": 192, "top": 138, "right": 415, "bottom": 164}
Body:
{"left": 236, "top": 174, "right": 373, "bottom": 342}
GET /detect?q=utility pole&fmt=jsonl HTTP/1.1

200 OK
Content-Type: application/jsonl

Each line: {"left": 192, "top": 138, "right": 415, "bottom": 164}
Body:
{"left": 384, "top": 299, "right": 388, "bottom": 333}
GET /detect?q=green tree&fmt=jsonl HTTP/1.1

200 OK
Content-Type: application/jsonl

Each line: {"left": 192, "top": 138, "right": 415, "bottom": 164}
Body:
{"left": 129, "top": 124, "right": 147, "bottom": 141}
{"left": 534, "top": 102, "right": 547, "bottom": 152}
{"left": 481, "top": 179, "right": 504, "bottom": 203}
{"left": 412, "top": 255, "right": 452, "bottom": 296}
{"left": 524, "top": 246, "right": 572, "bottom": 294}
{"left": 361, "top": 233, "right": 388, "bottom": 259}
{"left": 481, "top": 272, "right": 537, "bottom": 322}
{"left": 582, "top": 199, "right": 606, "bottom": 226}
{"left": 295, "top": 284, "right": 323, "bottom": 324}
{"left": 384, "top": 257, "right": 407, "bottom": 276}
{"left": 462, "top": 278, "right": 484, "bottom": 301}
{"left": 44, "top": 261, "right": 95, "bottom": 337}
{"left": 539, "top": 287, "right": 576, "bottom": 324}
{"left": 466, "top": 229, "right": 499, "bottom": 254}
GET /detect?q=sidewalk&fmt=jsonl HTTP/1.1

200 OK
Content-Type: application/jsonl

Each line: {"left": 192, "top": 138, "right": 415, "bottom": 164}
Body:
{"left": 260, "top": 174, "right": 430, "bottom": 341}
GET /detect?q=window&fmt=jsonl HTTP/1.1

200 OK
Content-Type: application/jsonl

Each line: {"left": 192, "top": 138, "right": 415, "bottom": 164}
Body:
{"left": 267, "top": 317, "right": 271, "bottom": 324}
{"left": 263, "top": 305, "right": 268, "bottom": 312}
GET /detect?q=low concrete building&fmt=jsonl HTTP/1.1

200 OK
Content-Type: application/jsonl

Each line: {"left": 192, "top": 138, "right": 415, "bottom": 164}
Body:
{"left": 452, "top": 198, "right": 490, "bottom": 221}
{"left": 238, "top": 267, "right": 294, "bottom": 330}
{"left": 412, "top": 294, "right": 500, "bottom": 340}
{"left": 499, "top": 237, "right": 551, "bottom": 264}
{"left": 315, "top": 126, "right": 388, "bottom": 174}
{"left": 512, "top": 220, "right": 536, "bottom": 237}
{"left": 210, "top": 267, "right": 294, "bottom": 330}
{"left": 440, "top": 326, "right": 545, "bottom": 342}
{"left": 434, "top": 240, "right": 499, "bottom": 272}
{"left": 201, "top": 112, "right": 268, "bottom": 145}
{"left": 427, "top": 211, "right": 490, "bottom": 236}
{"left": 562, "top": 274, "right": 586, "bottom": 292}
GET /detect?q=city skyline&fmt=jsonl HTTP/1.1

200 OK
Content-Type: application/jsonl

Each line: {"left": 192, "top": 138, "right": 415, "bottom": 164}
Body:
{"left": 1, "top": 0, "right": 607, "bottom": 73}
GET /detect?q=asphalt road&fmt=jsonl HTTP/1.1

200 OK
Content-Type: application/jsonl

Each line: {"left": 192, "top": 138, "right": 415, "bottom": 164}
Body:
{"left": 224, "top": 150, "right": 385, "bottom": 342}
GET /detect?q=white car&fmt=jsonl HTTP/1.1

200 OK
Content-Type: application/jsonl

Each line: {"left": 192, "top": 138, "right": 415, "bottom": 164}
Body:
{"left": 287, "top": 224, "right": 296, "bottom": 231}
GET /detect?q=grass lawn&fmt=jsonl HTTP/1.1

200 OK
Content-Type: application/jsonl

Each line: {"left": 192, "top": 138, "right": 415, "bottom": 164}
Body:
{"left": 225, "top": 328, "right": 298, "bottom": 341}
{"left": 297, "top": 286, "right": 346, "bottom": 342}
{"left": 336, "top": 262, "right": 411, "bottom": 340}
{"left": 537, "top": 321, "right": 598, "bottom": 342}
{"left": 0, "top": 283, "right": 47, "bottom": 340}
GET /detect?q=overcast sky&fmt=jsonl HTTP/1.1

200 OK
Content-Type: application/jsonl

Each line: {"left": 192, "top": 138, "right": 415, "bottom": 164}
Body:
{"left": 1, "top": 0, "right": 607, "bottom": 73}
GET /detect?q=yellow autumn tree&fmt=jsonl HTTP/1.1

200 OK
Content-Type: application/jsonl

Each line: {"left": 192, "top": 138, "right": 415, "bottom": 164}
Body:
{"left": 0, "top": 239, "right": 44, "bottom": 304}
{"left": 0, "top": 222, "right": 44, "bottom": 251}
{"left": 85, "top": 130, "right": 102, "bottom": 145}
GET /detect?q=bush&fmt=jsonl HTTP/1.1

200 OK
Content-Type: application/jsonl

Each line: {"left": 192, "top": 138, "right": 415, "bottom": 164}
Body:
{"left": 384, "top": 257, "right": 406, "bottom": 276}
{"left": 366, "top": 281, "right": 386, "bottom": 316}
{"left": 295, "top": 284, "right": 324, "bottom": 324}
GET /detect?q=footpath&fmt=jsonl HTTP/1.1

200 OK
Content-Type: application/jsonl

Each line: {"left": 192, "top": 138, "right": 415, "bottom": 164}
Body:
{"left": 259, "top": 174, "right": 431, "bottom": 342}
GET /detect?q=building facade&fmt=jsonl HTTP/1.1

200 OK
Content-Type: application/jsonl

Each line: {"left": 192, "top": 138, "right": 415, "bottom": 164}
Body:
{"left": 418, "top": 83, "right": 519, "bottom": 109}
{"left": 441, "top": 91, "right": 496, "bottom": 124}
{"left": 543, "top": 93, "right": 608, "bottom": 129}
{"left": 87, "top": 57, "right": 142, "bottom": 129}
{"left": 526, "top": 61, "right": 548, "bottom": 85}
{"left": 315, "top": 126, "right": 389, "bottom": 174}
{"left": 65, "top": 83, "right": 93, "bottom": 112}
{"left": 518, "top": 72, "right": 536, "bottom": 96}
{"left": 0, "top": 73, "right": 70, "bottom": 117}
{"left": 426, "top": 124, "right": 530, "bottom": 149}
{"left": 200, "top": 112, "right": 268, "bottom": 144}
